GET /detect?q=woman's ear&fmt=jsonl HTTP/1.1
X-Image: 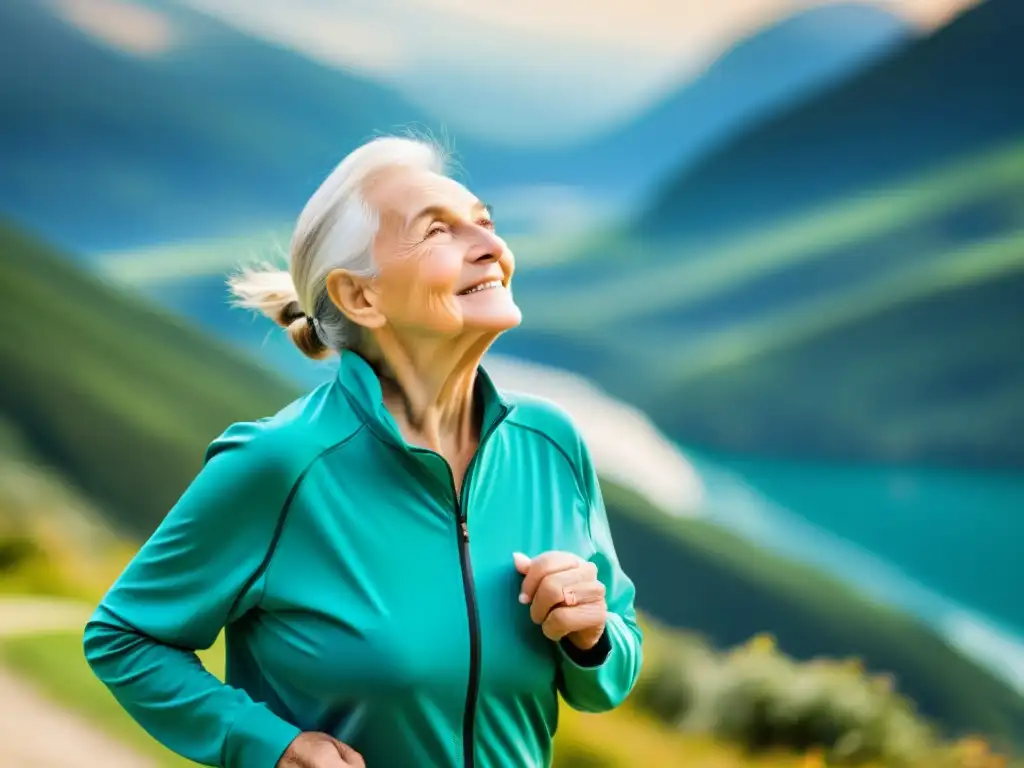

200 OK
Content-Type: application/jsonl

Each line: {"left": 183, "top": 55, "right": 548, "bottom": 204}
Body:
{"left": 325, "top": 269, "right": 386, "bottom": 329}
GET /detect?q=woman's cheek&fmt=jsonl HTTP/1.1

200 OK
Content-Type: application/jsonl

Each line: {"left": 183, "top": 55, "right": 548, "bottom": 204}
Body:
{"left": 424, "top": 292, "right": 463, "bottom": 331}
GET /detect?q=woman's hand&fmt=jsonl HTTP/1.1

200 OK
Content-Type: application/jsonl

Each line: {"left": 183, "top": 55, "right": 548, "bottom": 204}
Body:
{"left": 278, "top": 732, "right": 365, "bottom": 767}
{"left": 513, "top": 551, "right": 607, "bottom": 650}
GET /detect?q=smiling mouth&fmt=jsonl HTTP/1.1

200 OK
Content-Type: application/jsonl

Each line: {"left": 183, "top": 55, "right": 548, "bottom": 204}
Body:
{"left": 457, "top": 280, "right": 503, "bottom": 296}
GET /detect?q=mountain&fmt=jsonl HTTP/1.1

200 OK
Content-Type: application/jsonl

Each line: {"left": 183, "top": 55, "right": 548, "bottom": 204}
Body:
{"left": 502, "top": 141, "right": 1024, "bottom": 469}
{"left": 0, "top": 0, "right": 437, "bottom": 252}
{"left": 2, "top": 220, "right": 1023, "bottom": 744}
{"left": 0, "top": 0, "right": 909, "bottom": 253}
{"left": 640, "top": 0, "right": 1024, "bottom": 240}
{"left": 625, "top": 0, "right": 1024, "bottom": 468}
{"left": 497, "top": 0, "right": 1024, "bottom": 470}
{"left": 540, "top": 1, "right": 911, "bottom": 199}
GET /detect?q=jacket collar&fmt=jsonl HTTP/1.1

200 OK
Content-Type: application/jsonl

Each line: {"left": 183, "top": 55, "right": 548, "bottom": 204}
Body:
{"left": 336, "top": 350, "right": 512, "bottom": 450}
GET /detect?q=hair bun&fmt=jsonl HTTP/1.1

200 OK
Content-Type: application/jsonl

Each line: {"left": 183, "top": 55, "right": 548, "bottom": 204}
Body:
{"left": 286, "top": 313, "right": 331, "bottom": 361}
{"left": 278, "top": 300, "right": 305, "bottom": 328}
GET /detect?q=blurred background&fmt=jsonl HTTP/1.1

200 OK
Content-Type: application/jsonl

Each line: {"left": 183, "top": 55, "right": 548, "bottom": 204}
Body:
{"left": 1, "top": 0, "right": 1022, "bottom": 765}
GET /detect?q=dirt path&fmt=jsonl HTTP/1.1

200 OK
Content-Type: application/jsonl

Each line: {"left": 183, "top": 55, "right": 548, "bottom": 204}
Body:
{"left": 0, "top": 666, "right": 156, "bottom": 767}
{"left": 0, "top": 595, "right": 93, "bottom": 637}
{"left": 0, "top": 596, "right": 157, "bottom": 767}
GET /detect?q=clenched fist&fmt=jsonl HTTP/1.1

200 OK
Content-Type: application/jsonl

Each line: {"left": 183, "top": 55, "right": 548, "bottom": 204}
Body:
{"left": 277, "top": 732, "right": 365, "bottom": 768}
{"left": 513, "top": 551, "right": 607, "bottom": 650}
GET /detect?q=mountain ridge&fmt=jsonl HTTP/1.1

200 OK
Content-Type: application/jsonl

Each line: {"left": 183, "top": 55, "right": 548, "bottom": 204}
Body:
{"left": 640, "top": 0, "right": 1024, "bottom": 239}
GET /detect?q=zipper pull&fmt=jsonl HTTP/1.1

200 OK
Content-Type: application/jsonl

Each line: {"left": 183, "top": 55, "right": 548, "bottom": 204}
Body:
{"left": 461, "top": 521, "right": 469, "bottom": 542}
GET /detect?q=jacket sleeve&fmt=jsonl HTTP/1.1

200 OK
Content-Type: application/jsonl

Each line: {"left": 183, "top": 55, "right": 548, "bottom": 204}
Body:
{"left": 82, "top": 424, "right": 302, "bottom": 768}
{"left": 556, "top": 439, "right": 644, "bottom": 713}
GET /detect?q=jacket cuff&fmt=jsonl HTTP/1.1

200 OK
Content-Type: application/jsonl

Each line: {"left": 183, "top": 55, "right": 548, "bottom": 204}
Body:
{"left": 225, "top": 703, "right": 302, "bottom": 768}
{"left": 559, "top": 629, "right": 613, "bottom": 669}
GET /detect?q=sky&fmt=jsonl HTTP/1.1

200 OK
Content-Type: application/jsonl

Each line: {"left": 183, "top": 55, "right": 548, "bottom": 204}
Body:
{"left": 53, "top": 0, "right": 983, "bottom": 142}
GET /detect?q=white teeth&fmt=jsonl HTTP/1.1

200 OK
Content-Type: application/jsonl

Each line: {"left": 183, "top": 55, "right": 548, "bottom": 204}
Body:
{"left": 460, "top": 280, "right": 501, "bottom": 295}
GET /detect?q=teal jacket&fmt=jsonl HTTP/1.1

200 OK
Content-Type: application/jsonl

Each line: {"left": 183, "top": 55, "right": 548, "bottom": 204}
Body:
{"left": 83, "top": 351, "right": 643, "bottom": 768}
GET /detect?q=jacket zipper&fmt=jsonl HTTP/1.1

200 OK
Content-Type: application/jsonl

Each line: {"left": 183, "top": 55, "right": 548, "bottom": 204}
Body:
{"left": 417, "top": 407, "right": 505, "bottom": 768}
{"left": 452, "top": 487, "right": 480, "bottom": 768}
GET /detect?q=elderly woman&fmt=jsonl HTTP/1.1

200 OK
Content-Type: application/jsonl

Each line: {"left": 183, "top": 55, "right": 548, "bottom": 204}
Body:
{"left": 83, "top": 136, "right": 642, "bottom": 768}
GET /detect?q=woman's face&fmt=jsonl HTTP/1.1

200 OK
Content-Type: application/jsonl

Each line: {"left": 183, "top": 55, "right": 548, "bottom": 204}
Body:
{"left": 357, "top": 165, "right": 521, "bottom": 340}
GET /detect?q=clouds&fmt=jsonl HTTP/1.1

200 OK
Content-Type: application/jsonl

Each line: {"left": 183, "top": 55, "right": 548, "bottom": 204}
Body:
{"left": 175, "top": 0, "right": 410, "bottom": 75}
{"left": 51, "top": 0, "right": 178, "bottom": 56}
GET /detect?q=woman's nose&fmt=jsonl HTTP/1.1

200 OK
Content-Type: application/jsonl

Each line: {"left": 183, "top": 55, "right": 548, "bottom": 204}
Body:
{"left": 469, "top": 227, "right": 505, "bottom": 263}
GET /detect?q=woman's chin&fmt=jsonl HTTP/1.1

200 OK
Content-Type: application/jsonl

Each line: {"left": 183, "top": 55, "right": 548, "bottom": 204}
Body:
{"left": 461, "top": 306, "right": 523, "bottom": 333}
{"left": 457, "top": 292, "right": 522, "bottom": 332}
{"left": 465, "top": 310, "right": 522, "bottom": 333}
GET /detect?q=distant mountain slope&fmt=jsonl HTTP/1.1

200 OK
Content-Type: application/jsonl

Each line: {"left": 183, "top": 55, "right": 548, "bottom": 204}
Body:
{"left": 640, "top": 0, "right": 1024, "bottom": 240}
{"left": 652, "top": 229, "right": 1024, "bottom": 466}
{"left": 0, "top": 0, "right": 438, "bottom": 252}
{"left": 501, "top": 137, "right": 1024, "bottom": 469}
{"left": 0, "top": 0, "right": 909, "bottom": 252}
{"left": 2, "top": 220, "right": 1022, "bottom": 743}
{"left": 551, "top": 1, "right": 911, "bottom": 197}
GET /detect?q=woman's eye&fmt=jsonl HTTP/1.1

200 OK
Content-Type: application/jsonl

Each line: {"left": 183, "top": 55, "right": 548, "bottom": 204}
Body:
{"left": 426, "top": 222, "right": 448, "bottom": 237}
{"left": 477, "top": 218, "right": 495, "bottom": 231}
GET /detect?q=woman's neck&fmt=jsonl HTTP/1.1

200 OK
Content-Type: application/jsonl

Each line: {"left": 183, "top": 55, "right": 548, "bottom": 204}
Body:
{"left": 366, "top": 331, "right": 494, "bottom": 457}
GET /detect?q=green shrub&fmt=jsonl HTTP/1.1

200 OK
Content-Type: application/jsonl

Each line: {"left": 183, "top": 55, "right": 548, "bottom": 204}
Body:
{"left": 0, "top": 534, "right": 40, "bottom": 572}
{"left": 633, "top": 631, "right": 949, "bottom": 765}
{"left": 629, "top": 630, "right": 710, "bottom": 726}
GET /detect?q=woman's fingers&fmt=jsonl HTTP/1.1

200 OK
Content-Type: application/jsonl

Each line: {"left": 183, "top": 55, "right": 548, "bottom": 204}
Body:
{"left": 514, "top": 550, "right": 608, "bottom": 646}
{"left": 515, "top": 551, "right": 580, "bottom": 604}
{"left": 542, "top": 601, "right": 608, "bottom": 643}
{"left": 333, "top": 740, "right": 365, "bottom": 768}
{"left": 529, "top": 564, "right": 602, "bottom": 624}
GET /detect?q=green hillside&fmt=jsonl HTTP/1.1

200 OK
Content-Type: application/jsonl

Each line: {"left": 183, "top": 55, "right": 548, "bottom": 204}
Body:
{"left": 2, "top": 221, "right": 1023, "bottom": 746}
{"left": 502, "top": 137, "right": 1024, "bottom": 468}
{"left": 647, "top": 231, "right": 1024, "bottom": 465}
{"left": 0, "top": 220, "right": 297, "bottom": 537}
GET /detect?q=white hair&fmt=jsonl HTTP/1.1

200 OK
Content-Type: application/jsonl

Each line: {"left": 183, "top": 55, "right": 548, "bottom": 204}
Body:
{"left": 228, "top": 135, "right": 446, "bottom": 359}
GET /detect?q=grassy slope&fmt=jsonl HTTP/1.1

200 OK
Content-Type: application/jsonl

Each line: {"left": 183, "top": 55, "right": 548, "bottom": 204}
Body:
{"left": 0, "top": 418, "right": 135, "bottom": 600}
{"left": 648, "top": 236, "right": 1024, "bottom": 465}
{"left": 2, "top": 222, "right": 1022, "bottom": 745}
{"left": 0, "top": 220, "right": 298, "bottom": 537}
